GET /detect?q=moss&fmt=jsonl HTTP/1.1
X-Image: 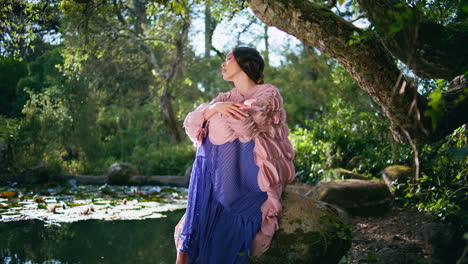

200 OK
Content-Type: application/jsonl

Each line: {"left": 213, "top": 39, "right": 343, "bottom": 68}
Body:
{"left": 252, "top": 205, "right": 352, "bottom": 264}
{"left": 252, "top": 226, "right": 350, "bottom": 264}
{"left": 384, "top": 165, "right": 412, "bottom": 181}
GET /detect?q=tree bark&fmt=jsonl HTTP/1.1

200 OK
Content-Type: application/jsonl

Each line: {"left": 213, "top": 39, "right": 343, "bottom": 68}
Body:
{"left": 264, "top": 24, "right": 270, "bottom": 67}
{"left": 204, "top": 0, "right": 213, "bottom": 93}
{"left": 248, "top": 0, "right": 467, "bottom": 143}
{"left": 126, "top": 0, "right": 187, "bottom": 143}
{"left": 357, "top": 0, "right": 468, "bottom": 80}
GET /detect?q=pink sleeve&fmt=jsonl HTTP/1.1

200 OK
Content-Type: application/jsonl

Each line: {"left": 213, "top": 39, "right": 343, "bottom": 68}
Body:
{"left": 225, "top": 88, "right": 280, "bottom": 142}
{"left": 183, "top": 92, "right": 231, "bottom": 147}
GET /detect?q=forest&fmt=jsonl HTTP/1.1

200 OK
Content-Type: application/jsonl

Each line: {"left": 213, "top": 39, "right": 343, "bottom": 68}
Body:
{"left": 0, "top": 0, "right": 467, "bottom": 263}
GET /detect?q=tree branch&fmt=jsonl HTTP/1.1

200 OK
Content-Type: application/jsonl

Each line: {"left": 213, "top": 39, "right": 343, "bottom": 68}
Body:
{"left": 248, "top": 0, "right": 468, "bottom": 143}
{"left": 357, "top": 0, "right": 468, "bottom": 80}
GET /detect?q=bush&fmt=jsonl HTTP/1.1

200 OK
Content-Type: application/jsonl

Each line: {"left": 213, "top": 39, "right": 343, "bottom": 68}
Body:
{"left": 400, "top": 125, "right": 467, "bottom": 224}
{"left": 289, "top": 98, "right": 411, "bottom": 184}
{"left": 290, "top": 98, "right": 467, "bottom": 224}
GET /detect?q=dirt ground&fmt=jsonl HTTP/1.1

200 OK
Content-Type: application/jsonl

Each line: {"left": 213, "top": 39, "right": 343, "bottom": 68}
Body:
{"left": 346, "top": 206, "right": 432, "bottom": 264}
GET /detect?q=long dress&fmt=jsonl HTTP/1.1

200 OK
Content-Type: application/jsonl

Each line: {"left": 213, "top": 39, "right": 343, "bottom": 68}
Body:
{"left": 177, "top": 134, "right": 267, "bottom": 263}
{"left": 174, "top": 83, "right": 296, "bottom": 263}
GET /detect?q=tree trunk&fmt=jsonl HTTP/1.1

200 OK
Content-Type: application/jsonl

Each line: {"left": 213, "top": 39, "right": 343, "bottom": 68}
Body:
{"left": 264, "top": 24, "right": 270, "bottom": 67}
{"left": 248, "top": 0, "right": 468, "bottom": 143}
{"left": 160, "top": 88, "right": 183, "bottom": 143}
{"left": 204, "top": 0, "right": 213, "bottom": 93}
{"left": 161, "top": 13, "right": 190, "bottom": 143}
{"left": 357, "top": 0, "right": 468, "bottom": 80}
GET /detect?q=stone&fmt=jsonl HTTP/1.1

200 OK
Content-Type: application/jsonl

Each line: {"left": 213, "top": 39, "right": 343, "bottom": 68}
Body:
{"left": 72, "top": 175, "right": 108, "bottom": 185}
{"left": 128, "top": 175, "right": 188, "bottom": 186}
{"left": 104, "top": 162, "right": 136, "bottom": 184}
{"left": 311, "top": 179, "right": 392, "bottom": 216}
{"left": 334, "top": 168, "right": 371, "bottom": 180}
{"left": 16, "top": 163, "right": 63, "bottom": 185}
{"left": 416, "top": 223, "right": 464, "bottom": 264}
{"left": 252, "top": 190, "right": 352, "bottom": 264}
{"left": 345, "top": 155, "right": 363, "bottom": 170}
{"left": 381, "top": 165, "right": 413, "bottom": 194}
{"left": 285, "top": 183, "right": 314, "bottom": 197}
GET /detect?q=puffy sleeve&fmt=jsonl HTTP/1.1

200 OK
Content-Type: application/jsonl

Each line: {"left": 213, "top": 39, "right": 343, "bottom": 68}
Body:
{"left": 226, "top": 87, "right": 281, "bottom": 142}
{"left": 183, "top": 92, "right": 231, "bottom": 147}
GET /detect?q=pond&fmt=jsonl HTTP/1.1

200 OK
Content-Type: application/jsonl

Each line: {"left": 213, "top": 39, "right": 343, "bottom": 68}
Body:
{"left": 0, "top": 181, "right": 188, "bottom": 264}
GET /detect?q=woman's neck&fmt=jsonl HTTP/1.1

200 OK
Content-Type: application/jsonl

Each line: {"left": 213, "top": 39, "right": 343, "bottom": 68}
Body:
{"left": 233, "top": 75, "right": 258, "bottom": 97}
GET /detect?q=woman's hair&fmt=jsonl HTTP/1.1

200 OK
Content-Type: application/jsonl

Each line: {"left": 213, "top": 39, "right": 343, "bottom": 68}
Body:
{"left": 231, "top": 47, "right": 265, "bottom": 84}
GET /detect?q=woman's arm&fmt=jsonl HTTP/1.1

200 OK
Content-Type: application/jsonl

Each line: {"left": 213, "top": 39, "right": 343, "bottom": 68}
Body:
{"left": 183, "top": 91, "right": 249, "bottom": 146}
{"left": 226, "top": 87, "right": 282, "bottom": 142}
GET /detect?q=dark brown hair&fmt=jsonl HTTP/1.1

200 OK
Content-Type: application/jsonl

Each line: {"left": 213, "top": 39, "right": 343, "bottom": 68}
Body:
{"left": 231, "top": 47, "right": 265, "bottom": 84}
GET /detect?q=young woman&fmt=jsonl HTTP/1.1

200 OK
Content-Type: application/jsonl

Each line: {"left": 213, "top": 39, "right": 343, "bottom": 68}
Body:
{"left": 174, "top": 47, "right": 295, "bottom": 264}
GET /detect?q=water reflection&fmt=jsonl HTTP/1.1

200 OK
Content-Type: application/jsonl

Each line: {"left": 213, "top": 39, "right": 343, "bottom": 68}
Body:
{"left": 0, "top": 209, "right": 185, "bottom": 264}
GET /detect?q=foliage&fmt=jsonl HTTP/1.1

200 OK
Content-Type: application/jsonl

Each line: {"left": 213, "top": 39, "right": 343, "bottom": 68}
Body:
{"left": 290, "top": 97, "right": 411, "bottom": 184}
{"left": 267, "top": 46, "right": 337, "bottom": 128}
{"left": 0, "top": 57, "right": 27, "bottom": 117}
{"left": 290, "top": 97, "right": 467, "bottom": 223}
{"left": 399, "top": 125, "right": 468, "bottom": 224}
{"left": 0, "top": 0, "right": 60, "bottom": 59}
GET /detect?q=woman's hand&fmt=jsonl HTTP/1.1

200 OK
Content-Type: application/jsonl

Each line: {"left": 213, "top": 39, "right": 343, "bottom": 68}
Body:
{"left": 210, "top": 102, "right": 250, "bottom": 120}
{"left": 176, "top": 251, "right": 188, "bottom": 264}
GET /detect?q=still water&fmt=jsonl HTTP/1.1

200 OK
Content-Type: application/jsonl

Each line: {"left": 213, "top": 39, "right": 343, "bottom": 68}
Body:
{"left": 0, "top": 183, "right": 188, "bottom": 264}
{"left": 0, "top": 209, "right": 185, "bottom": 264}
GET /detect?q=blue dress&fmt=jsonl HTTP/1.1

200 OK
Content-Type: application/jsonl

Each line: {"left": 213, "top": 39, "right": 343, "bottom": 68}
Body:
{"left": 178, "top": 134, "right": 268, "bottom": 264}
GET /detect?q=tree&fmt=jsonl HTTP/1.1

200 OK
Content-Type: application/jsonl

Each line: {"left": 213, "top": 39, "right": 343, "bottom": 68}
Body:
{"left": 60, "top": 0, "right": 192, "bottom": 143}
{"left": 0, "top": 0, "right": 61, "bottom": 59}
{"left": 248, "top": 0, "right": 467, "bottom": 144}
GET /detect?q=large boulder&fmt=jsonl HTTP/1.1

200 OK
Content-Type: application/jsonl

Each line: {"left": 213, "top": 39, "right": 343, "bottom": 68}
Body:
{"left": 16, "top": 163, "right": 64, "bottom": 185}
{"left": 105, "top": 162, "right": 136, "bottom": 184}
{"left": 284, "top": 183, "right": 314, "bottom": 196}
{"left": 416, "top": 223, "right": 465, "bottom": 264}
{"left": 381, "top": 165, "right": 413, "bottom": 194}
{"left": 253, "top": 190, "right": 352, "bottom": 264}
{"left": 333, "top": 168, "right": 371, "bottom": 180}
{"left": 311, "top": 179, "right": 392, "bottom": 216}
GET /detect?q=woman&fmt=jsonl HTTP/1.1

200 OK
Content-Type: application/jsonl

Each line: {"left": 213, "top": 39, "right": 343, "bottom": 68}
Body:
{"left": 174, "top": 47, "right": 295, "bottom": 264}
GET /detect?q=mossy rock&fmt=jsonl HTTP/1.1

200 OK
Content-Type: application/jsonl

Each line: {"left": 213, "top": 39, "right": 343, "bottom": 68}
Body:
{"left": 252, "top": 190, "right": 352, "bottom": 264}
{"left": 382, "top": 165, "right": 413, "bottom": 194}
{"left": 105, "top": 162, "right": 136, "bottom": 184}
{"left": 16, "top": 162, "right": 65, "bottom": 185}
{"left": 311, "top": 179, "right": 392, "bottom": 216}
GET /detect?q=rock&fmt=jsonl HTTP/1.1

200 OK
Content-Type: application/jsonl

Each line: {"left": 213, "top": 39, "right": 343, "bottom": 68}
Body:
{"left": 17, "top": 164, "right": 48, "bottom": 184}
{"left": 311, "top": 179, "right": 392, "bottom": 216}
{"left": 285, "top": 183, "right": 314, "bottom": 197}
{"left": 128, "top": 175, "right": 188, "bottom": 186}
{"left": 72, "top": 175, "right": 108, "bottom": 185}
{"left": 381, "top": 165, "right": 413, "bottom": 194}
{"left": 0, "top": 141, "right": 9, "bottom": 170}
{"left": 252, "top": 190, "right": 352, "bottom": 264}
{"left": 104, "top": 162, "right": 135, "bottom": 184}
{"left": 345, "top": 155, "right": 363, "bottom": 170}
{"left": 416, "top": 223, "right": 464, "bottom": 264}
{"left": 334, "top": 168, "right": 371, "bottom": 180}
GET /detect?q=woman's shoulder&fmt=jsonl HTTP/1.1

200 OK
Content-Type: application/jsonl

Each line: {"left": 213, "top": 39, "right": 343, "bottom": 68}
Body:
{"left": 255, "top": 83, "right": 281, "bottom": 98}
{"left": 212, "top": 90, "right": 233, "bottom": 102}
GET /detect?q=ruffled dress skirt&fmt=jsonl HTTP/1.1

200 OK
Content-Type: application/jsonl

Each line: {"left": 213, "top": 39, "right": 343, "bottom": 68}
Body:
{"left": 176, "top": 134, "right": 267, "bottom": 264}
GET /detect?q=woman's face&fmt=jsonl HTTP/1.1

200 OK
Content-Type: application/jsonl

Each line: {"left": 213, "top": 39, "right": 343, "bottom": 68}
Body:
{"left": 221, "top": 52, "right": 243, "bottom": 81}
